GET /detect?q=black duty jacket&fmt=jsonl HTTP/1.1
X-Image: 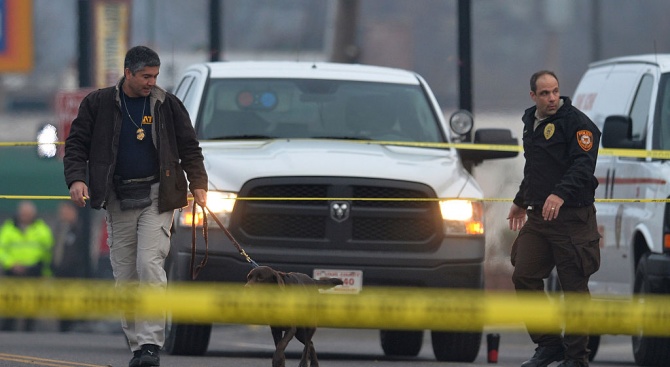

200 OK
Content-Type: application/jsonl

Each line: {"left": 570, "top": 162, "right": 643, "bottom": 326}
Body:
{"left": 513, "top": 96, "right": 601, "bottom": 209}
{"left": 64, "top": 78, "right": 208, "bottom": 213}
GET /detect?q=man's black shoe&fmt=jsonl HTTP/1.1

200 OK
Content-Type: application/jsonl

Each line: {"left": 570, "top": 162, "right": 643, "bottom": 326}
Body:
{"left": 139, "top": 344, "right": 160, "bottom": 367}
{"left": 521, "top": 345, "right": 565, "bottom": 367}
{"left": 129, "top": 350, "right": 142, "bottom": 367}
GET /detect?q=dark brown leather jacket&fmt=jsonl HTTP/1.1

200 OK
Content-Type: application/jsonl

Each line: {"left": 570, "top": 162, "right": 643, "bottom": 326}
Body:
{"left": 64, "top": 78, "right": 207, "bottom": 213}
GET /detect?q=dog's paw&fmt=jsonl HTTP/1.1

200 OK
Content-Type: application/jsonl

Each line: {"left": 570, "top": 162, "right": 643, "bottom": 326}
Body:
{"left": 272, "top": 352, "right": 286, "bottom": 367}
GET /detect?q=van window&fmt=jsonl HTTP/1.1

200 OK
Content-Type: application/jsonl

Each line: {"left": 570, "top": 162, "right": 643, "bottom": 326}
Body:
{"left": 628, "top": 74, "right": 653, "bottom": 144}
{"left": 653, "top": 73, "right": 670, "bottom": 152}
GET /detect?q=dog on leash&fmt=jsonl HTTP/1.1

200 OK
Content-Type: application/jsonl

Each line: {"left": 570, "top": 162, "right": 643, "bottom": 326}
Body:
{"left": 245, "top": 266, "right": 343, "bottom": 367}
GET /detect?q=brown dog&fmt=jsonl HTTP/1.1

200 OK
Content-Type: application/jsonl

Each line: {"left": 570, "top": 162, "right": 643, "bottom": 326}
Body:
{"left": 245, "top": 266, "right": 343, "bottom": 367}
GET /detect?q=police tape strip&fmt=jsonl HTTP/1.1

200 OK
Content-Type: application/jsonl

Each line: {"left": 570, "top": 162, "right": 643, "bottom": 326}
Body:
{"left": 4, "top": 139, "right": 670, "bottom": 159}
{"left": 1, "top": 194, "right": 670, "bottom": 203}
{"left": 1, "top": 279, "right": 669, "bottom": 336}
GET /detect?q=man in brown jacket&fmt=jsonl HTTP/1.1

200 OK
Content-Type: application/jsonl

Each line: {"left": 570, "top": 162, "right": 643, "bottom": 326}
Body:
{"left": 64, "top": 46, "right": 207, "bottom": 367}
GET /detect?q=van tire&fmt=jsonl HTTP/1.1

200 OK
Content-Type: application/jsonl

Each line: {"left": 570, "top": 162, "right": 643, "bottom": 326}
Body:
{"left": 380, "top": 330, "right": 423, "bottom": 356}
{"left": 632, "top": 253, "right": 670, "bottom": 365}
{"left": 431, "top": 330, "right": 481, "bottom": 362}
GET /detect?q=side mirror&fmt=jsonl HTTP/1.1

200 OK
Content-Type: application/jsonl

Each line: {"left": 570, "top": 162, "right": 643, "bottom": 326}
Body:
{"left": 458, "top": 128, "right": 519, "bottom": 163}
{"left": 602, "top": 115, "right": 643, "bottom": 149}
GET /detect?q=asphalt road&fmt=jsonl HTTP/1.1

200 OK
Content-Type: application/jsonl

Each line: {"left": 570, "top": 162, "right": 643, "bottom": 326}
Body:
{"left": 0, "top": 322, "right": 637, "bottom": 367}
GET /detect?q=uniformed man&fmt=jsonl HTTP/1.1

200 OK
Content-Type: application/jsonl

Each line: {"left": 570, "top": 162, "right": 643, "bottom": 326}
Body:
{"left": 507, "top": 70, "right": 602, "bottom": 367}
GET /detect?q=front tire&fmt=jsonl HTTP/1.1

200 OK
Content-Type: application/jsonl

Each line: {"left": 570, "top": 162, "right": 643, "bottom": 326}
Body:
{"left": 431, "top": 331, "right": 481, "bottom": 362}
{"left": 380, "top": 330, "right": 423, "bottom": 357}
{"left": 587, "top": 335, "right": 600, "bottom": 362}
{"left": 163, "top": 321, "right": 212, "bottom": 355}
{"left": 632, "top": 253, "right": 670, "bottom": 365}
{"left": 162, "top": 253, "right": 212, "bottom": 356}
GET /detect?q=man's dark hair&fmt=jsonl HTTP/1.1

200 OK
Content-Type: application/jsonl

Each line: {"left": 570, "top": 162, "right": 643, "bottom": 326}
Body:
{"left": 530, "top": 70, "right": 559, "bottom": 93}
{"left": 124, "top": 46, "right": 161, "bottom": 74}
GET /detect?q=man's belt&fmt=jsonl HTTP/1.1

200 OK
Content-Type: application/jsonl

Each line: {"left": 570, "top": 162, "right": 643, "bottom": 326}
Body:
{"left": 119, "top": 174, "right": 159, "bottom": 185}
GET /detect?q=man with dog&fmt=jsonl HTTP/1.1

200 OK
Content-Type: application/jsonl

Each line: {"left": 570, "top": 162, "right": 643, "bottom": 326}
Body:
{"left": 507, "top": 70, "right": 601, "bottom": 367}
{"left": 64, "top": 45, "right": 208, "bottom": 367}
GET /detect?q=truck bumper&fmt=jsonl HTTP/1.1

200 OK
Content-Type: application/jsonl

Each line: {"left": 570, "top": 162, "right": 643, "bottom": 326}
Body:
{"left": 169, "top": 228, "right": 485, "bottom": 289}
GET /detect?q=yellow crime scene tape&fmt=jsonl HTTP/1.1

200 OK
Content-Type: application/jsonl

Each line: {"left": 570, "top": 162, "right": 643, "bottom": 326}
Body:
{"left": 0, "top": 279, "right": 669, "bottom": 336}
{"left": 4, "top": 139, "right": 670, "bottom": 160}
{"left": 2, "top": 140, "right": 670, "bottom": 336}
{"left": 2, "top": 195, "right": 670, "bottom": 204}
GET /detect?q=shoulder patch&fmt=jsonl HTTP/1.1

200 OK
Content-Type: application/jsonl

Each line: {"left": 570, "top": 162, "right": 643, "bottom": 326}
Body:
{"left": 576, "top": 130, "right": 594, "bottom": 151}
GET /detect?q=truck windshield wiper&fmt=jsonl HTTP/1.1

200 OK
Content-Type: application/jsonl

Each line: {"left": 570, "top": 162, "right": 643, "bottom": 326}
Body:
{"left": 208, "top": 135, "right": 277, "bottom": 140}
{"left": 311, "top": 135, "right": 370, "bottom": 141}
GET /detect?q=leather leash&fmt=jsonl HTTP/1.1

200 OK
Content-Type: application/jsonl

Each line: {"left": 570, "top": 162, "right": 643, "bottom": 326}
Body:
{"left": 190, "top": 201, "right": 259, "bottom": 280}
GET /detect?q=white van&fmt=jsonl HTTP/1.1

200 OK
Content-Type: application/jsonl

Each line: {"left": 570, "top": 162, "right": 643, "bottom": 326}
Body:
{"left": 572, "top": 54, "right": 670, "bottom": 365}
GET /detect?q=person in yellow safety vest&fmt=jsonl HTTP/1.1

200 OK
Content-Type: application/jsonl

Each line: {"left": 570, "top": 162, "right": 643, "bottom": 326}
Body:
{"left": 0, "top": 200, "right": 54, "bottom": 331}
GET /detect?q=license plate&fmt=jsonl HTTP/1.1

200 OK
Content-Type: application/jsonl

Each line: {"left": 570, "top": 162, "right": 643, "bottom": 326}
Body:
{"left": 313, "top": 269, "right": 362, "bottom": 294}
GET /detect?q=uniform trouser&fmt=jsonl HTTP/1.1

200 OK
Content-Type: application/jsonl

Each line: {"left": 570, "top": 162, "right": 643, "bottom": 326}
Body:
{"left": 511, "top": 205, "right": 600, "bottom": 364}
{"left": 106, "top": 182, "right": 174, "bottom": 351}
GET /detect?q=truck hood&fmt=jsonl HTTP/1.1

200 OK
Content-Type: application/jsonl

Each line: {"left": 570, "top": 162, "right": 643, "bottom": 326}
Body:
{"left": 201, "top": 139, "right": 483, "bottom": 198}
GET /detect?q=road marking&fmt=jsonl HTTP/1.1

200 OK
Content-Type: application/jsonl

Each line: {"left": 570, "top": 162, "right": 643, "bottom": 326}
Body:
{"left": 0, "top": 353, "right": 107, "bottom": 367}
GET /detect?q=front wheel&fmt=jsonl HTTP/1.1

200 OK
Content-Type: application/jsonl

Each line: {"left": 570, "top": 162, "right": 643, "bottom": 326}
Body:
{"left": 587, "top": 335, "right": 600, "bottom": 361}
{"left": 380, "top": 330, "right": 423, "bottom": 357}
{"left": 163, "top": 321, "right": 212, "bottom": 355}
{"left": 632, "top": 253, "right": 670, "bottom": 365}
{"left": 163, "top": 253, "right": 212, "bottom": 355}
{"left": 431, "top": 331, "right": 481, "bottom": 362}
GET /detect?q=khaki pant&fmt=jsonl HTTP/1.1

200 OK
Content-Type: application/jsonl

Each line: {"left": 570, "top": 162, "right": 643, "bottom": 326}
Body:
{"left": 106, "top": 182, "right": 174, "bottom": 351}
{"left": 511, "top": 205, "right": 601, "bottom": 363}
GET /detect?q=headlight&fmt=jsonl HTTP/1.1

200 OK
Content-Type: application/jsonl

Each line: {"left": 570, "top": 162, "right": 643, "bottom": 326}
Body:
{"left": 36, "top": 124, "right": 58, "bottom": 158}
{"left": 179, "top": 191, "right": 237, "bottom": 227}
{"left": 439, "top": 199, "right": 483, "bottom": 235}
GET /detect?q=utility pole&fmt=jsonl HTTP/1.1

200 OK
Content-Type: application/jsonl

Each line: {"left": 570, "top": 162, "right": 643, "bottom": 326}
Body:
{"left": 458, "top": 0, "right": 473, "bottom": 141}
{"left": 77, "top": 0, "right": 92, "bottom": 88}
{"left": 209, "top": 0, "right": 222, "bottom": 62}
{"left": 330, "top": 0, "right": 360, "bottom": 63}
{"left": 591, "top": 0, "right": 601, "bottom": 61}
{"left": 77, "top": 0, "right": 93, "bottom": 277}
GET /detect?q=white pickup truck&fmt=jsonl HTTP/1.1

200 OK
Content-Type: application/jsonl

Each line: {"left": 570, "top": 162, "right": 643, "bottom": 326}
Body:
{"left": 166, "top": 61, "right": 517, "bottom": 362}
{"left": 570, "top": 54, "right": 670, "bottom": 365}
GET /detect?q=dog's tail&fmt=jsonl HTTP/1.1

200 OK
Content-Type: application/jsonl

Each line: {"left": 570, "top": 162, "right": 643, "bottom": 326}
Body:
{"left": 314, "top": 277, "right": 344, "bottom": 290}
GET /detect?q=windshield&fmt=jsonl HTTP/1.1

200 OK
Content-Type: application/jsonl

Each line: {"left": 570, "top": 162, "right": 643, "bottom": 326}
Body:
{"left": 196, "top": 78, "right": 445, "bottom": 143}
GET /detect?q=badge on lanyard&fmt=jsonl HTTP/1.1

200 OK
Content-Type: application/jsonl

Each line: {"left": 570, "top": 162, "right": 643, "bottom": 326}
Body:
{"left": 544, "top": 123, "right": 555, "bottom": 140}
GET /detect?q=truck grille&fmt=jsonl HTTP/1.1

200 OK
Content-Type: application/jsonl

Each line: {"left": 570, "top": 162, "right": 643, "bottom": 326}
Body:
{"left": 230, "top": 177, "right": 443, "bottom": 252}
